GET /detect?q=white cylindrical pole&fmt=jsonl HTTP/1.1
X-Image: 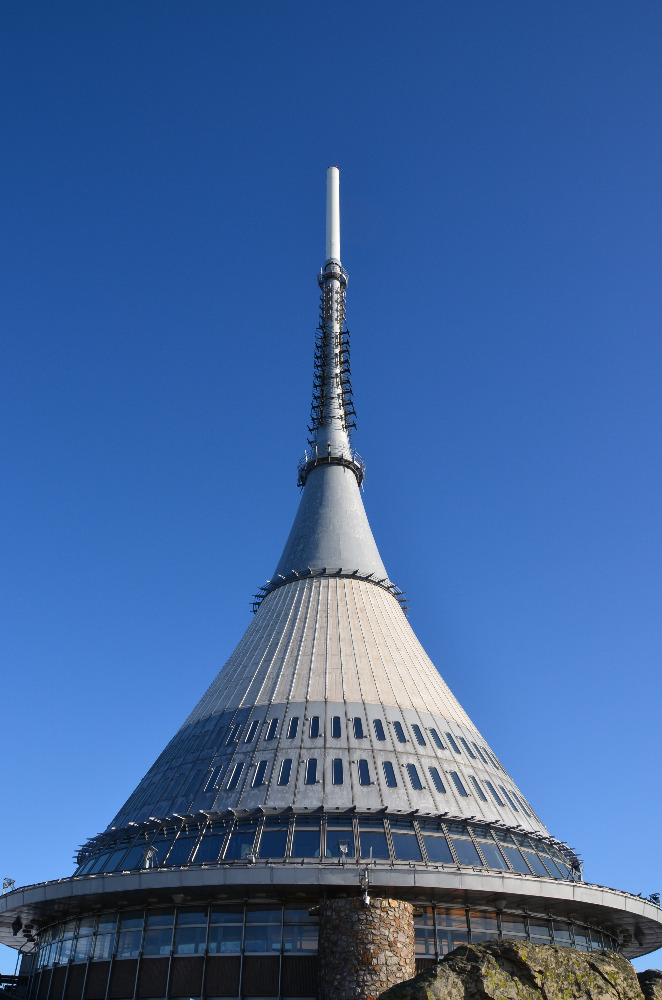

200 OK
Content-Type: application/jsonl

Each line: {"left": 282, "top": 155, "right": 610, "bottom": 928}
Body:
{"left": 325, "top": 166, "right": 340, "bottom": 263}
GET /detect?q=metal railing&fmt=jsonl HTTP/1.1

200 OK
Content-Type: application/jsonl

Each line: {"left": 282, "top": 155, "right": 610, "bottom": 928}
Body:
{"left": 297, "top": 445, "right": 365, "bottom": 488}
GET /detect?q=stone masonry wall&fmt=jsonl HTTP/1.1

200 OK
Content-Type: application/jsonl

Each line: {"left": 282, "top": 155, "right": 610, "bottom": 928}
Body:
{"left": 318, "top": 897, "right": 415, "bottom": 1000}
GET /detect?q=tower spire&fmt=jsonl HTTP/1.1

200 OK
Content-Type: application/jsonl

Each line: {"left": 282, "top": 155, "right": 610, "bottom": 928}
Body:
{"left": 300, "top": 166, "right": 359, "bottom": 484}
{"left": 267, "top": 168, "right": 392, "bottom": 592}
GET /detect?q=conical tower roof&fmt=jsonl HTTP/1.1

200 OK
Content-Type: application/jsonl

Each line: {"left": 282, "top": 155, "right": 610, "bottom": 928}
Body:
{"left": 103, "top": 168, "right": 545, "bottom": 839}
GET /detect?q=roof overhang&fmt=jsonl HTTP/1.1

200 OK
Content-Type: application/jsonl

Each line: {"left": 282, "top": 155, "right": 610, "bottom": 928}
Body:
{"left": 2, "top": 865, "right": 661, "bottom": 960}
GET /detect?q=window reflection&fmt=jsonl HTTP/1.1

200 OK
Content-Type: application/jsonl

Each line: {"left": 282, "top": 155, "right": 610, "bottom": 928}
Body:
{"left": 325, "top": 818, "right": 355, "bottom": 858}
{"left": 291, "top": 818, "right": 321, "bottom": 858}
{"left": 500, "top": 913, "right": 527, "bottom": 939}
{"left": 435, "top": 907, "right": 468, "bottom": 956}
{"left": 258, "top": 820, "right": 289, "bottom": 858}
{"left": 358, "top": 821, "right": 389, "bottom": 860}
{"left": 116, "top": 911, "right": 143, "bottom": 958}
{"left": 422, "top": 835, "right": 453, "bottom": 864}
{"left": 35, "top": 902, "right": 614, "bottom": 970}
{"left": 224, "top": 824, "right": 256, "bottom": 860}
{"left": 142, "top": 909, "right": 174, "bottom": 956}
{"left": 383, "top": 761, "right": 397, "bottom": 787}
{"left": 358, "top": 759, "right": 371, "bottom": 785}
{"left": 429, "top": 729, "right": 445, "bottom": 750}
{"left": 429, "top": 767, "right": 446, "bottom": 793}
{"left": 451, "top": 838, "right": 481, "bottom": 866}
{"left": 174, "top": 909, "right": 207, "bottom": 955}
{"left": 193, "top": 831, "right": 227, "bottom": 864}
{"left": 208, "top": 907, "right": 243, "bottom": 955}
{"left": 244, "top": 908, "right": 282, "bottom": 953}
{"left": 165, "top": 836, "right": 197, "bottom": 866}
{"left": 92, "top": 914, "right": 117, "bottom": 960}
{"left": 278, "top": 758, "right": 292, "bottom": 785}
{"left": 469, "top": 910, "right": 498, "bottom": 943}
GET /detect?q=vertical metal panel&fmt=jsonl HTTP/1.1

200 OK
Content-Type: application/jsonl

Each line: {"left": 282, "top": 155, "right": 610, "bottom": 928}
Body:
{"left": 280, "top": 956, "right": 318, "bottom": 997}
{"left": 107, "top": 960, "right": 137, "bottom": 999}
{"left": 203, "top": 956, "right": 240, "bottom": 997}
{"left": 241, "top": 956, "right": 280, "bottom": 997}
{"left": 135, "top": 958, "right": 168, "bottom": 998}
{"left": 63, "top": 964, "right": 85, "bottom": 1000}
{"left": 169, "top": 956, "right": 204, "bottom": 997}
{"left": 49, "top": 967, "right": 66, "bottom": 1000}
{"left": 37, "top": 967, "right": 52, "bottom": 1000}
{"left": 28, "top": 968, "right": 42, "bottom": 1000}
{"left": 82, "top": 961, "right": 110, "bottom": 1000}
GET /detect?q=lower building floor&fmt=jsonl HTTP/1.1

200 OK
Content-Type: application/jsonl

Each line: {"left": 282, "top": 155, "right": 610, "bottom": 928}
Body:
{"left": 17, "top": 899, "right": 620, "bottom": 1000}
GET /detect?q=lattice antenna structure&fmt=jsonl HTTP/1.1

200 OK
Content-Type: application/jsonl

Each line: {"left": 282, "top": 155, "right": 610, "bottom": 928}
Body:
{"left": 298, "top": 167, "right": 364, "bottom": 489}
{"left": 308, "top": 273, "right": 355, "bottom": 445}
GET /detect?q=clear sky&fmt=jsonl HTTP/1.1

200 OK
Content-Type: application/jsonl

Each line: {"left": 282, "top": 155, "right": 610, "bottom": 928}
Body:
{"left": 2, "top": 0, "right": 661, "bottom": 975}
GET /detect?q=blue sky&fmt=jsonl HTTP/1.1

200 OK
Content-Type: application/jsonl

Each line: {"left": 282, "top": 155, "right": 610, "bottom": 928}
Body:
{"left": 2, "top": 0, "right": 661, "bottom": 974}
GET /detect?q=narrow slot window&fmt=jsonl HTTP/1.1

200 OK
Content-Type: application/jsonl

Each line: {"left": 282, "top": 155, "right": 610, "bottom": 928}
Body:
{"left": 304, "top": 759, "right": 318, "bottom": 784}
{"left": 393, "top": 721, "right": 407, "bottom": 743}
{"left": 358, "top": 759, "right": 371, "bottom": 785}
{"left": 449, "top": 771, "right": 468, "bottom": 797}
{"left": 429, "top": 729, "right": 445, "bottom": 750}
{"left": 383, "top": 761, "right": 397, "bottom": 787}
{"left": 353, "top": 717, "right": 364, "bottom": 739}
{"left": 406, "top": 763, "right": 423, "bottom": 790}
{"left": 204, "top": 766, "right": 222, "bottom": 791}
{"left": 265, "top": 718, "right": 279, "bottom": 741}
{"left": 331, "top": 716, "right": 341, "bottom": 738}
{"left": 412, "top": 724, "right": 426, "bottom": 746}
{"left": 332, "top": 758, "right": 343, "bottom": 784}
{"left": 499, "top": 785, "right": 519, "bottom": 811}
{"left": 226, "top": 763, "right": 243, "bottom": 791}
{"left": 472, "top": 742, "right": 488, "bottom": 764}
{"left": 278, "top": 759, "right": 292, "bottom": 786}
{"left": 287, "top": 717, "right": 299, "bottom": 739}
{"left": 226, "top": 725, "right": 241, "bottom": 745}
{"left": 460, "top": 738, "right": 476, "bottom": 759}
{"left": 373, "top": 719, "right": 386, "bottom": 741}
{"left": 429, "top": 767, "right": 446, "bottom": 793}
{"left": 309, "top": 716, "right": 320, "bottom": 738}
{"left": 469, "top": 776, "right": 487, "bottom": 801}
{"left": 485, "top": 781, "right": 505, "bottom": 806}
{"left": 514, "top": 793, "right": 531, "bottom": 817}
{"left": 252, "top": 760, "right": 268, "bottom": 787}
{"left": 245, "top": 720, "right": 259, "bottom": 743}
{"left": 445, "top": 733, "right": 461, "bottom": 753}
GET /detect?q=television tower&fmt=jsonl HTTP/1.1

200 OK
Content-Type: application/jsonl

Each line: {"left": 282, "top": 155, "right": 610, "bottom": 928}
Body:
{"left": 1, "top": 169, "right": 661, "bottom": 1000}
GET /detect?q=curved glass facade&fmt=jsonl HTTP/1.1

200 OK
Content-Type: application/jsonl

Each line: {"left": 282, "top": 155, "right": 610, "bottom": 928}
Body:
{"left": 27, "top": 903, "right": 618, "bottom": 1000}
{"left": 75, "top": 812, "right": 579, "bottom": 881}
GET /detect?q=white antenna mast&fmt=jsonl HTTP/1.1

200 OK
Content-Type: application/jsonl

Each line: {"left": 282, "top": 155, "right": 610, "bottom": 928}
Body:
{"left": 325, "top": 165, "right": 340, "bottom": 263}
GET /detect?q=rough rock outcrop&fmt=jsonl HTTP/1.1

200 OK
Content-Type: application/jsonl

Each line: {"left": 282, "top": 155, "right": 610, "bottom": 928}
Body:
{"left": 378, "top": 940, "right": 645, "bottom": 1000}
{"left": 638, "top": 970, "right": 662, "bottom": 1000}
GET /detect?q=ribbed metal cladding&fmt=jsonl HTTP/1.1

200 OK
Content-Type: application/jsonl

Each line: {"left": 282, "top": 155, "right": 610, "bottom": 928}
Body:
{"left": 187, "top": 578, "right": 472, "bottom": 724}
{"left": 106, "top": 575, "right": 544, "bottom": 836}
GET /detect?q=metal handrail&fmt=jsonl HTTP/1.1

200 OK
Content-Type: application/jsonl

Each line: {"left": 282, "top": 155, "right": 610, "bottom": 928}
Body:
{"left": 297, "top": 445, "right": 365, "bottom": 488}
